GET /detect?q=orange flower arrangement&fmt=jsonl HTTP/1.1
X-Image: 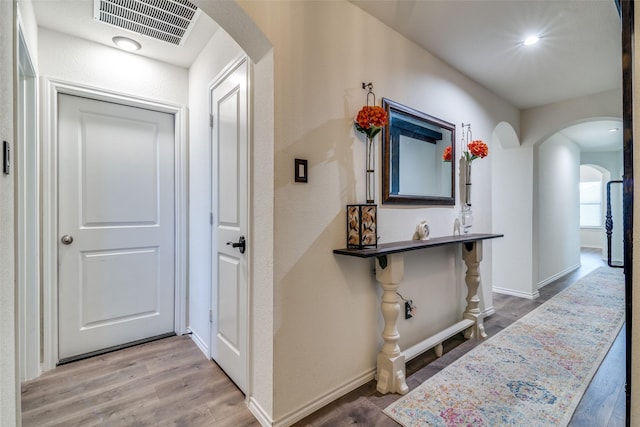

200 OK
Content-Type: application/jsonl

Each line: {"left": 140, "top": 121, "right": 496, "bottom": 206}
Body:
{"left": 442, "top": 146, "right": 453, "bottom": 162}
{"left": 466, "top": 140, "right": 489, "bottom": 161}
{"left": 354, "top": 105, "right": 388, "bottom": 139}
{"left": 442, "top": 140, "right": 488, "bottom": 162}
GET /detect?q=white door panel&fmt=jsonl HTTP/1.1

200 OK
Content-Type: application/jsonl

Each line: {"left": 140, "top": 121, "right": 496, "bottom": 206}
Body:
{"left": 58, "top": 94, "right": 175, "bottom": 360}
{"left": 80, "top": 113, "right": 159, "bottom": 225}
{"left": 218, "top": 254, "right": 240, "bottom": 352}
{"left": 211, "top": 58, "right": 249, "bottom": 393}
{"left": 81, "top": 248, "right": 159, "bottom": 327}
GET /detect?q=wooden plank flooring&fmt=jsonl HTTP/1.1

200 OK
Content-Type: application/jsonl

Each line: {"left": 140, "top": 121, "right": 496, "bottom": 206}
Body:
{"left": 22, "top": 248, "right": 625, "bottom": 426}
{"left": 21, "top": 337, "right": 260, "bottom": 426}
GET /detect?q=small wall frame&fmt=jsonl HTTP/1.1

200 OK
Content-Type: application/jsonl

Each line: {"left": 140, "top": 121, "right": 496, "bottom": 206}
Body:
{"left": 346, "top": 204, "right": 377, "bottom": 249}
{"left": 294, "top": 158, "right": 308, "bottom": 183}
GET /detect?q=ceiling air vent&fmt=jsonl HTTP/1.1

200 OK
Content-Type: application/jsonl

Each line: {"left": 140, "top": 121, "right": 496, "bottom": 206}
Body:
{"left": 94, "top": 0, "right": 200, "bottom": 46}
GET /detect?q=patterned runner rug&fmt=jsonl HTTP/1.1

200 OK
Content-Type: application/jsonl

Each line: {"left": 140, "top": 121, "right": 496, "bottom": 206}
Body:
{"left": 384, "top": 267, "right": 625, "bottom": 426}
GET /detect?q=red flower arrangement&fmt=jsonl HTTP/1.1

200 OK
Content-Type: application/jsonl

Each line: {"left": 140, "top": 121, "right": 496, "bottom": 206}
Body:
{"left": 442, "top": 140, "right": 488, "bottom": 162}
{"left": 442, "top": 146, "right": 453, "bottom": 162}
{"left": 465, "top": 140, "right": 489, "bottom": 161}
{"left": 354, "top": 106, "right": 388, "bottom": 139}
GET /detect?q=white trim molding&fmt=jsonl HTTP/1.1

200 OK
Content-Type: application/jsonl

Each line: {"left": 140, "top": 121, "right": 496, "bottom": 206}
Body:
{"left": 492, "top": 286, "right": 540, "bottom": 300}
{"left": 272, "top": 368, "right": 377, "bottom": 427}
{"left": 41, "top": 78, "right": 188, "bottom": 371}
{"left": 537, "top": 263, "right": 581, "bottom": 290}
{"left": 189, "top": 329, "right": 209, "bottom": 358}
{"left": 16, "top": 22, "right": 40, "bottom": 382}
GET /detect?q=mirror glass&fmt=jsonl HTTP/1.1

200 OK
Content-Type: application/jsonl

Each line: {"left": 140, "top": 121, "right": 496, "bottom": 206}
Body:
{"left": 381, "top": 98, "right": 456, "bottom": 205}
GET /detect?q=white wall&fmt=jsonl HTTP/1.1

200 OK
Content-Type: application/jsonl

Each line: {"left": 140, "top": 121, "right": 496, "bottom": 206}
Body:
{"left": 521, "top": 89, "right": 622, "bottom": 146}
{"left": 17, "top": 1, "right": 39, "bottom": 71}
{"left": 248, "top": 48, "right": 275, "bottom": 422}
{"left": 38, "top": 28, "right": 188, "bottom": 106}
{"left": 492, "top": 141, "right": 535, "bottom": 298}
{"left": 537, "top": 134, "right": 581, "bottom": 287}
{"left": 582, "top": 151, "right": 623, "bottom": 181}
{"left": 234, "top": 0, "right": 518, "bottom": 422}
{"left": 581, "top": 228, "right": 603, "bottom": 249}
{"left": 186, "top": 26, "right": 244, "bottom": 355}
{"left": 0, "top": 0, "right": 17, "bottom": 424}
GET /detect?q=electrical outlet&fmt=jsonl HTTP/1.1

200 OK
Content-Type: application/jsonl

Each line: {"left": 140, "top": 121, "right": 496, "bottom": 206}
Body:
{"left": 405, "top": 301, "right": 413, "bottom": 319}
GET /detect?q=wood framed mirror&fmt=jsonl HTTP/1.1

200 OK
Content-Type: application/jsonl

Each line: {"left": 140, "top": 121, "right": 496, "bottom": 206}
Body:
{"left": 381, "top": 98, "right": 456, "bottom": 205}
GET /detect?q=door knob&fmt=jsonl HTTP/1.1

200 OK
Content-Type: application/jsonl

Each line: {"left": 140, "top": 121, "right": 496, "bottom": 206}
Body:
{"left": 61, "top": 235, "right": 74, "bottom": 245}
{"left": 226, "top": 236, "right": 246, "bottom": 254}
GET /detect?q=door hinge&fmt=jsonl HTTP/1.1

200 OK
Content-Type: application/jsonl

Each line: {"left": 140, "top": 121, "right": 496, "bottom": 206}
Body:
{"left": 209, "top": 309, "right": 213, "bottom": 323}
{"left": 209, "top": 114, "right": 214, "bottom": 128}
{"left": 209, "top": 212, "right": 213, "bottom": 225}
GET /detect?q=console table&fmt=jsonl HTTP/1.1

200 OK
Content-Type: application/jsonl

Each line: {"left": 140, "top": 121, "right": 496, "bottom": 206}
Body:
{"left": 334, "top": 233, "right": 503, "bottom": 395}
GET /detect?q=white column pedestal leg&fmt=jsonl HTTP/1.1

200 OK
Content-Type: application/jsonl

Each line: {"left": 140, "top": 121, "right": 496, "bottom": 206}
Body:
{"left": 374, "top": 254, "right": 409, "bottom": 395}
{"left": 435, "top": 343, "right": 444, "bottom": 357}
{"left": 462, "top": 241, "right": 487, "bottom": 340}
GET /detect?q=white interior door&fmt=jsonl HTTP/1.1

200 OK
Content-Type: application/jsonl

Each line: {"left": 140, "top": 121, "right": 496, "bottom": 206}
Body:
{"left": 57, "top": 94, "right": 175, "bottom": 361}
{"left": 211, "top": 58, "right": 249, "bottom": 393}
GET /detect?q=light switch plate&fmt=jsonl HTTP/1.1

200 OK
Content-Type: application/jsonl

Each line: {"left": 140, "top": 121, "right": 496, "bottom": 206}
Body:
{"left": 3, "top": 141, "right": 9, "bottom": 175}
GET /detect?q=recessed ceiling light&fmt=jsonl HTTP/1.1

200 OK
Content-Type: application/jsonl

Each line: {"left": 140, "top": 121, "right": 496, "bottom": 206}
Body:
{"left": 112, "top": 36, "right": 141, "bottom": 52}
{"left": 523, "top": 35, "right": 540, "bottom": 46}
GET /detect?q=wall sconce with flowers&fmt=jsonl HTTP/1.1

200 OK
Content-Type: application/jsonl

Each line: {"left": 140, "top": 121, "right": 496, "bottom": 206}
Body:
{"left": 354, "top": 82, "right": 388, "bottom": 204}
{"left": 347, "top": 82, "right": 389, "bottom": 248}
{"left": 443, "top": 123, "right": 488, "bottom": 233}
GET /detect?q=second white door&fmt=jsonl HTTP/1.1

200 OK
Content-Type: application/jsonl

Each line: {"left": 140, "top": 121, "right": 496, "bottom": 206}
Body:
{"left": 211, "top": 58, "right": 249, "bottom": 393}
{"left": 58, "top": 94, "right": 176, "bottom": 361}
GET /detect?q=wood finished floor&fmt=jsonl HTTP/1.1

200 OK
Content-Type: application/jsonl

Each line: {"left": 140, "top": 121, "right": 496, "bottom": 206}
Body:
{"left": 22, "top": 248, "right": 625, "bottom": 426}
{"left": 21, "top": 337, "right": 259, "bottom": 427}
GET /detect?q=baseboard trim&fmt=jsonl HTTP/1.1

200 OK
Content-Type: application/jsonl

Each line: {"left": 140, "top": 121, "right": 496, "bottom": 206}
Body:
{"left": 537, "top": 263, "right": 581, "bottom": 289}
{"left": 272, "top": 368, "right": 376, "bottom": 427}
{"left": 265, "top": 305, "right": 497, "bottom": 426}
{"left": 492, "top": 286, "right": 540, "bottom": 300}
{"left": 188, "top": 329, "right": 209, "bottom": 358}
{"left": 248, "top": 397, "right": 274, "bottom": 427}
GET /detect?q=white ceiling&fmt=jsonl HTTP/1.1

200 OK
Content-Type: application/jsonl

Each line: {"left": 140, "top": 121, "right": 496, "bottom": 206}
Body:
{"left": 32, "top": 0, "right": 623, "bottom": 151}
{"left": 32, "top": 0, "right": 219, "bottom": 68}
{"left": 560, "top": 119, "right": 622, "bottom": 152}
{"left": 350, "top": 0, "right": 623, "bottom": 152}
{"left": 350, "top": 0, "right": 622, "bottom": 110}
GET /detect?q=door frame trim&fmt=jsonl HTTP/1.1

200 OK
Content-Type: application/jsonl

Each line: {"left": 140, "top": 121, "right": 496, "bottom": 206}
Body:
{"left": 41, "top": 78, "right": 188, "bottom": 370}
{"left": 16, "top": 20, "right": 40, "bottom": 382}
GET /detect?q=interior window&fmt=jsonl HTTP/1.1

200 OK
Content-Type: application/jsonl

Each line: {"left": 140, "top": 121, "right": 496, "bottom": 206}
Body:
{"left": 579, "top": 180, "right": 602, "bottom": 227}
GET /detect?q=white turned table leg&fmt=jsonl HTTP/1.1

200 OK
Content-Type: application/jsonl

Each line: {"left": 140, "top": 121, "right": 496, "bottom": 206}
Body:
{"left": 462, "top": 241, "right": 487, "bottom": 340}
{"left": 435, "top": 343, "right": 443, "bottom": 357}
{"left": 375, "top": 254, "right": 409, "bottom": 395}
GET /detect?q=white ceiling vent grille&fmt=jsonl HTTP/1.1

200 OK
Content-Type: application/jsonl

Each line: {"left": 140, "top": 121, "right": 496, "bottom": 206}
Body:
{"left": 94, "top": 0, "right": 200, "bottom": 46}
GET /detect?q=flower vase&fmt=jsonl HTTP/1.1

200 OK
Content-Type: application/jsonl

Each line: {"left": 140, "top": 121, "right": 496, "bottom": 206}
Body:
{"left": 461, "top": 161, "right": 473, "bottom": 233}
{"left": 464, "top": 160, "right": 472, "bottom": 206}
{"left": 366, "top": 137, "right": 375, "bottom": 204}
{"left": 460, "top": 205, "right": 473, "bottom": 234}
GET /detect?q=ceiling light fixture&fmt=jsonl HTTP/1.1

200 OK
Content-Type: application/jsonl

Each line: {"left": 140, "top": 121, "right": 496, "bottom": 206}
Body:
{"left": 608, "top": 127, "right": 619, "bottom": 132}
{"left": 523, "top": 35, "right": 540, "bottom": 46}
{"left": 112, "top": 36, "right": 141, "bottom": 52}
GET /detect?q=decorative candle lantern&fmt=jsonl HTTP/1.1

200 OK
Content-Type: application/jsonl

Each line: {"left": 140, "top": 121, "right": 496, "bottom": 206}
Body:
{"left": 346, "top": 204, "right": 377, "bottom": 249}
